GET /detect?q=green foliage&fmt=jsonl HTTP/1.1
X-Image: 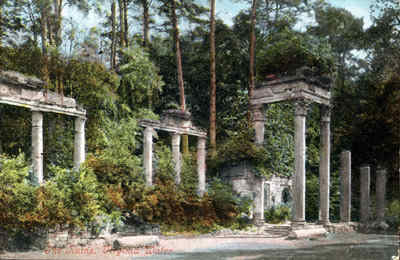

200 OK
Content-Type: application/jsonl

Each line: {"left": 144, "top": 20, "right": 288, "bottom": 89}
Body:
{"left": 305, "top": 174, "right": 319, "bottom": 222}
{"left": 210, "top": 124, "right": 271, "bottom": 178}
{"left": 386, "top": 200, "right": 400, "bottom": 228}
{"left": 257, "top": 29, "right": 334, "bottom": 78}
{"left": 264, "top": 103, "right": 294, "bottom": 177}
{"left": 0, "top": 154, "right": 103, "bottom": 232}
{"left": 119, "top": 45, "right": 164, "bottom": 111}
{"left": 0, "top": 154, "right": 36, "bottom": 231}
{"left": 264, "top": 205, "right": 291, "bottom": 224}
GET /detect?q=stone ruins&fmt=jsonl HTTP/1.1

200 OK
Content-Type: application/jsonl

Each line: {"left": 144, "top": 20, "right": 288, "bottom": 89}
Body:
{"left": 0, "top": 70, "right": 86, "bottom": 183}
{"left": 250, "top": 67, "right": 332, "bottom": 226}
{"left": 139, "top": 110, "right": 207, "bottom": 196}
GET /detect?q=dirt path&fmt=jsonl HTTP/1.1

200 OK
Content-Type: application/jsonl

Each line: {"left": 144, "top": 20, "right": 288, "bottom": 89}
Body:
{"left": 0, "top": 233, "right": 396, "bottom": 260}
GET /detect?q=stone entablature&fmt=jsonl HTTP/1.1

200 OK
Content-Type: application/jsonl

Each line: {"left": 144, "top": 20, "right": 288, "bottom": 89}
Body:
{"left": 251, "top": 75, "right": 332, "bottom": 107}
{"left": 0, "top": 71, "right": 86, "bottom": 117}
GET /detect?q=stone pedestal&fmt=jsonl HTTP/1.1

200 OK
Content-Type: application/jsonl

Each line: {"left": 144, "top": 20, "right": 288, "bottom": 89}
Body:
{"left": 360, "top": 165, "right": 371, "bottom": 223}
{"left": 251, "top": 105, "right": 266, "bottom": 145}
{"left": 172, "top": 133, "right": 181, "bottom": 185}
{"left": 144, "top": 127, "right": 153, "bottom": 187}
{"left": 293, "top": 101, "right": 308, "bottom": 225}
{"left": 73, "top": 117, "right": 86, "bottom": 170}
{"left": 32, "top": 111, "right": 43, "bottom": 184}
{"left": 197, "top": 137, "right": 206, "bottom": 197}
{"left": 340, "top": 151, "right": 352, "bottom": 222}
{"left": 376, "top": 166, "right": 387, "bottom": 222}
{"left": 319, "top": 106, "right": 330, "bottom": 225}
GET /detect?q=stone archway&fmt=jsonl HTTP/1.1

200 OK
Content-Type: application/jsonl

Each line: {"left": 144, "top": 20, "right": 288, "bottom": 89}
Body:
{"left": 250, "top": 68, "right": 332, "bottom": 226}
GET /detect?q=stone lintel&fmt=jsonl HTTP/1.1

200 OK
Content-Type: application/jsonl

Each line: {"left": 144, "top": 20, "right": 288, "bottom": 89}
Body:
{"left": 0, "top": 83, "right": 86, "bottom": 117}
{"left": 139, "top": 119, "right": 207, "bottom": 138}
{"left": 250, "top": 78, "right": 331, "bottom": 106}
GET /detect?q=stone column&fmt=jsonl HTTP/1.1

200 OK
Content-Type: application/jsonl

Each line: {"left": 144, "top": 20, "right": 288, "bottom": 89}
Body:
{"left": 293, "top": 100, "right": 308, "bottom": 225}
{"left": 197, "top": 137, "right": 206, "bottom": 197}
{"left": 251, "top": 105, "right": 266, "bottom": 145}
{"left": 376, "top": 166, "right": 387, "bottom": 223}
{"left": 253, "top": 177, "right": 265, "bottom": 225}
{"left": 32, "top": 111, "right": 43, "bottom": 184}
{"left": 340, "top": 151, "right": 352, "bottom": 222}
{"left": 172, "top": 133, "right": 181, "bottom": 185}
{"left": 319, "top": 106, "right": 331, "bottom": 225}
{"left": 73, "top": 117, "right": 86, "bottom": 170}
{"left": 360, "top": 165, "right": 371, "bottom": 223}
{"left": 144, "top": 127, "right": 154, "bottom": 187}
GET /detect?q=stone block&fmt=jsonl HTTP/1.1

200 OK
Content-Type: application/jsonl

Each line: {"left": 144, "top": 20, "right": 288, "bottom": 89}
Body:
{"left": 112, "top": 235, "right": 159, "bottom": 250}
{"left": 288, "top": 228, "right": 327, "bottom": 239}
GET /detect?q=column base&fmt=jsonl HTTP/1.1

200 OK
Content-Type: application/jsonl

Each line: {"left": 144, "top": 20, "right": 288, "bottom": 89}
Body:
{"left": 291, "top": 220, "right": 306, "bottom": 228}
{"left": 253, "top": 218, "right": 265, "bottom": 227}
{"left": 318, "top": 220, "right": 331, "bottom": 226}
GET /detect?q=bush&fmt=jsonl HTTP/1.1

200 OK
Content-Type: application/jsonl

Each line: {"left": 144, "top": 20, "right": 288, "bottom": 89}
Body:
{"left": 264, "top": 205, "right": 291, "bottom": 224}
{"left": 386, "top": 200, "right": 400, "bottom": 228}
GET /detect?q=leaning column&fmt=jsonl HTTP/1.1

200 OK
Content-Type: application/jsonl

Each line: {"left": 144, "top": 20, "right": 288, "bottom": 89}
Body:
{"left": 251, "top": 104, "right": 266, "bottom": 145}
{"left": 197, "top": 137, "right": 206, "bottom": 197}
{"left": 32, "top": 111, "right": 43, "bottom": 184}
{"left": 172, "top": 133, "right": 181, "bottom": 185}
{"left": 293, "top": 100, "right": 308, "bottom": 225}
{"left": 376, "top": 166, "right": 387, "bottom": 223}
{"left": 144, "top": 127, "right": 154, "bottom": 187}
{"left": 340, "top": 151, "right": 352, "bottom": 222}
{"left": 73, "top": 117, "right": 86, "bottom": 170}
{"left": 319, "top": 106, "right": 331, "bottom": 225}
{"left": 360, "top": 165, "right": 371, "bottom": 223}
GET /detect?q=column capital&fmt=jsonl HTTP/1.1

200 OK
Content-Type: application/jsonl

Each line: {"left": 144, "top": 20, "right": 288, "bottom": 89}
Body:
{"left": 376, "top": 165, "right": 387, "bottom": 173}
{"left": 320, "top": 105, "right": 331, "bottom": 123}
{"left": 294, "top": 99, "right": 311, "bottom": 117}
{"left": 250, "top": 104, "right": 266, "bottom": 122}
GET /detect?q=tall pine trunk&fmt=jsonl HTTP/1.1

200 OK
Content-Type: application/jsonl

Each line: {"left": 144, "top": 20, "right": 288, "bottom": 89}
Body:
{"left": 111, "top": 1, "right": 117, "bottom": 69}
{"left": 118, "top": 0, "right": 126, "bottom": 48}
{"left": 248, "top": 0, "right": 257, "bottom": 119}
{"left": 53, "top": 0, "right": 63, "bottom": 48}
{"left": 171, "top": 0, "right": 188, "bottom": 154}
{"left": 142, "top": 0, "right": 150, "bottom": 47}
{"left": 124, "top": 0, "right": 129, "bottom": 46}
{"left": 40, "top": 3, "right": 50, "bottom": 84}
{"left": 209, "top": 0, "right": 217, "bottom": 157}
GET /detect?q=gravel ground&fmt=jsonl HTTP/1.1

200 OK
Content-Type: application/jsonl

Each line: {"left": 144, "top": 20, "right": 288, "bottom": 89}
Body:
{"left": 0, "top": 232, "right": 397, "bottom": 260}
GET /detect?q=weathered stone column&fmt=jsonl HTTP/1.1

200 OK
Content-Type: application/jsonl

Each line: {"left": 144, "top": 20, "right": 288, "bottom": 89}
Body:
{"left": 376, "top": 166, "right": 387, "bottom": 223}
{"left": 144, "top": 127, "right": 154, "bottom": 187}
{"left": 340, "top": 151, "right": 352, "bottom": 222}
{"left": 251, "top": 104, "right": 266, "bottom": 145}
{"left": 319, "top": 106, "right": 331, "bottom": 225}
{"left": 32, "top": 111, "right": 43, "bottom": 184}
{"left": 253, "top": 177, "right": 265, "bottom": 225}
{"left": 73, "top": 117, "right": 86, "bottom": 170}
{"left": 197, "top": 137, "right": 207, "bottom": 197}
{"left": 360, "top": 165, "right": 371, "bottom": 223}
{"left": 293, "top": 100, "right": 308, "bottom": 225}
{"left": 172, "top": 133, "right": 181, "bottom": 185}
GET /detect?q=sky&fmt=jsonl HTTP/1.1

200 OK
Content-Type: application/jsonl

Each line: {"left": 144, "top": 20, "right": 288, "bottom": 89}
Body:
{"left": 65, "top": 0, "right": 375, "bottom": 39}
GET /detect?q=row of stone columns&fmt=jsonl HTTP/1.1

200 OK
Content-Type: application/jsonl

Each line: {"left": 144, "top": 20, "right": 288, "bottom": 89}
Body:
{"left": 31, "top": 110, "right": 86, "bottom": 184}
{"left": 252, "top": 101, "right": 331, "bottom": 225}
{"left": 339, "top": 151, "right": 387, "bottom": 223}
{"left": 142, "top": 127, "right": 207, "bottom": 196}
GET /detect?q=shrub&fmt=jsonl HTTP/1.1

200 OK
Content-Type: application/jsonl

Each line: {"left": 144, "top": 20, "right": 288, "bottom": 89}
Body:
{"left": 386, "top": 200, "right": 400, "bottom": 228}
{"left": 264, "top": 205, "right": 291, "bottom": 224}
